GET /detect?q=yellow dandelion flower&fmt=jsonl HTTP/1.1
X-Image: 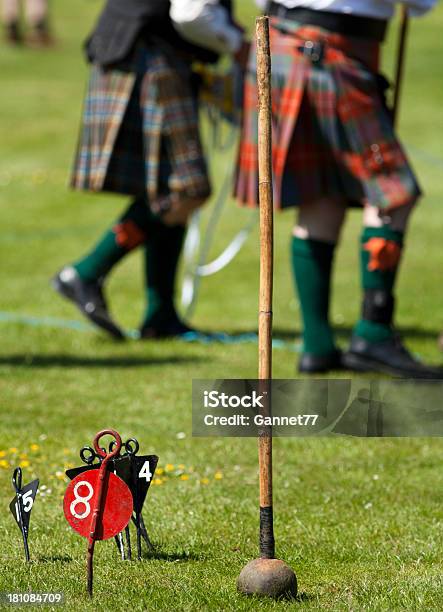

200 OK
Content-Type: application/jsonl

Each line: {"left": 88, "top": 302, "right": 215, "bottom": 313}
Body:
{"left": 214, "top": 472, "right": 223, "bottom": 480}
{"left": 156, "top": 467, "right": 164, "bottom": 475}
{"left": 9, "top": 447, "right": 18, "bottom": 454}
{"left": 200, "top": 478, "right": 210, "bottom": 485}
{"left": 0, "top": 451, "right": 6, "bottom": 458}
{"left": 19, "top": 453, "right": 28, "bottom": 460}
{"left": 178, "top": 464, "right": 185, "bottom": 470}
{"left": 153, "top": 478, "right": 163, "bottom": 486}
{"left": 30, "top": 444, "right": 39, "bottom": 452}
{"left": 180, "top": 474, "right": 190, "bottom": 481}
{"left": 55, "top": 471, "right": 65, "bottom": 480}
{"left": 0, "top": 459, "right": 9, "bottom": 468}
{"left": 19, "top": 460, "right": 30, "bottom": 468}
{"left": 64, "top": 463, "right": 74, "bottom": 469}
{"left": 165, "top": 463, "right": 174, "bottom": 472}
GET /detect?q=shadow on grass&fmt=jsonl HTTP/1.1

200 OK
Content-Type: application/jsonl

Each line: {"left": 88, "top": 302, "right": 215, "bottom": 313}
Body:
{"left": 295, "top": 591, "right": 316, "bottom": 602}
{"left": 244, "top": 591, "right": 315, "bottom": 603}
{"left": 334, "top": 326, "right": 440, "bottom": 341}
{"left": 141, "top": 550, "right": 204, "bottom": 562}
{"left": 0, "top": 354, "right": 204, "bottom": 368}
{"left": 278, "top": 591, "right": 315, "bottom": 603}
{"left": 230, "top": 326, "right": 439, "bottom": 342}
{"left": 37, "top": 555, "right": 73, "bottom": 563}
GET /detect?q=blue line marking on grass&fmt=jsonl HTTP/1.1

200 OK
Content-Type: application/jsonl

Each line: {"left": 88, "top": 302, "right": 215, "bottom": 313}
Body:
{"left": 0, "top": 311, "right": 95, "bottom": 332}
{"left": 0, "top": 311, "right": 300, "bottom": 351}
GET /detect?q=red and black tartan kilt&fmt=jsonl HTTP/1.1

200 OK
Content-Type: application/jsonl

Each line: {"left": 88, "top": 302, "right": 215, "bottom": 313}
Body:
{"left": 235, "top": 17, "right": 421, "bottom": 211}
{"left": 71, "top": 44, "right": 210, "bottom": 218}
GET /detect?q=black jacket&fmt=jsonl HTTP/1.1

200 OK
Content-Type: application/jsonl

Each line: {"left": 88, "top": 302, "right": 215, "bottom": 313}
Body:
{"left": 86, "top": 0, "right": 233, "bottom": 67}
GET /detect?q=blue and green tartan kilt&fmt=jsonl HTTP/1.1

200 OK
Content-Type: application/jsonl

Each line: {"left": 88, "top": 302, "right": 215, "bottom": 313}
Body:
{"left": 71, "top": 43, "right": 210, "bottom": 217}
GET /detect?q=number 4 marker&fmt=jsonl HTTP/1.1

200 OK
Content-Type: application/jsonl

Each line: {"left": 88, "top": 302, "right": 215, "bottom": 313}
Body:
{"left": 138, "top": 461, "right": 152, "bottom": 482}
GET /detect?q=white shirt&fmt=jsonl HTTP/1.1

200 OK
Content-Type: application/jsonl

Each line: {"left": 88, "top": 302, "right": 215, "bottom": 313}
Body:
{"left": 170, "top": 0, "right": 243, "bottom": 55}
{"left": 255, "top": 0, "right": 437, "bottom": 19}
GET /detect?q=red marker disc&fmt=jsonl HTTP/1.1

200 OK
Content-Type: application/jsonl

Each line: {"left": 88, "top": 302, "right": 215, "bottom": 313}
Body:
{"left": 64, "top": 469, "right": 133, "bottom": 540}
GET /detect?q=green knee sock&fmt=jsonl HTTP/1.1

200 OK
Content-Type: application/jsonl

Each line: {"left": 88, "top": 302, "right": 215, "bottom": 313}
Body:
{"left": 142, "top": 221, "right": 185, "bottom": 328}
{"left": 354, "top": 226, "right": 403, "bottom": 343}
{"left": 291, "top": 236, "right": 336, "bottom": 356}
{"left": 74, "top": 197, "right": 154, "bottom": 282}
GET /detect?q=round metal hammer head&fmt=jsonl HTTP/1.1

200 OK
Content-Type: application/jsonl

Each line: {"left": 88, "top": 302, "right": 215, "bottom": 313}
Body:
{"left": 237, "top": 558, "right": 297, "bottom": 599}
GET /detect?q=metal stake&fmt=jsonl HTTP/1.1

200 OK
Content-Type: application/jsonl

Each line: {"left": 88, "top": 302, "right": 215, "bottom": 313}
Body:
{"left": 87, "top": 430, "right": 122, "bottom": 597}
{"left": 12, "top": 468, "right": 30, "bottom": 562}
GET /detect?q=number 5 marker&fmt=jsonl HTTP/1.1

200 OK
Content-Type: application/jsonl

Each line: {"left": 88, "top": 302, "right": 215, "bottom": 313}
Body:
{"left": 9, "top": 467, "right": 39, "bottom": 562}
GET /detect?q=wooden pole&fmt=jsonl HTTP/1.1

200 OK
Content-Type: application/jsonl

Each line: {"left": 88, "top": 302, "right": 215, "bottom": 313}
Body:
{"left": 237, "top": 19, "right": 297, "bottom": 597}
{"left": 392, "top": 5, "right": 409, "bottom": 128}
{"left": 256, "top": 16, "right": 275, "bottom": 560}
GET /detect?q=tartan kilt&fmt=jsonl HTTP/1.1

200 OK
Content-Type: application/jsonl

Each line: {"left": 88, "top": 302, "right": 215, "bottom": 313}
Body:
{"left": 71, "top": 44, "right": 210, "bottom": 217}
{"left": 235, "top": 18, "right": 421, "bottom": 211}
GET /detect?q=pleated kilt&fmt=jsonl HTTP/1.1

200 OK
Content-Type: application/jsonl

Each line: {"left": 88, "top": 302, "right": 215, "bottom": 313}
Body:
{"left": 71, "top": 43, "right": 210, "bottom": 218}
{"left": 235, "top": 17, "right": 421, "bottom": 211}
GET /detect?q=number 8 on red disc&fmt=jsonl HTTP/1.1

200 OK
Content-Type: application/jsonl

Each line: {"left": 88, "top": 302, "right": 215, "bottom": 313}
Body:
{"left": 64, "top": 470, "right": 133, "bottom": 540}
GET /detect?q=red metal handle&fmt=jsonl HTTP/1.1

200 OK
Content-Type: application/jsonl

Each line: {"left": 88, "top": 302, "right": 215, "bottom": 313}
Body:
{"left": 87, "top": 429, "right": 122, "bottom": 597}
{"left": 93, "top": 429, "right": 122, "bottom": 460}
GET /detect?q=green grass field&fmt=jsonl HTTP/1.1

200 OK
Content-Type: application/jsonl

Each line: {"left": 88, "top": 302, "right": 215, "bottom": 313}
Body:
{"left": 1, "top": 2, "right": 443, "bottom": 610}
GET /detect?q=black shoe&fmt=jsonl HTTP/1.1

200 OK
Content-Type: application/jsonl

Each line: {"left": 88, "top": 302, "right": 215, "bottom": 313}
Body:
{"left": 52, "top": 266, "right": 124, "bottom": 340}
{"left": 139, "top": 318, "right": 194, "bottom": 340}
{"left": 26, "top": 22, "right": 55, "bottom": 48}
{"left": 299, "top": 349, "right": 343, "bottom": 374}
{"left": 343, "top": 335, "right": 443, "bottom": 379}
{"left": 5, "top": 22, "right": 22, "bottom": 45}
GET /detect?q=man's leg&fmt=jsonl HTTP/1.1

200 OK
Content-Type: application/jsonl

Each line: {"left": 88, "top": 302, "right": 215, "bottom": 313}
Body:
{"left": 73, "top": 197, "right": 154, "bottom": 282}
{"left": 291, "top": 198, "right": 346, "bottom": 372}
{"left": 344, "top": 201, "right": 441, "bottom": 377}
{"left": 2, "top": 0, "right": 21, "bottom": 43}
{"left": 25, "top": 0, "right": 52, "bottom": 46}
{"left": 53, "top": 196, "right": 154, "bottom": 339}
{"left": 354, "top": 203, "right": 412, "bottom": 343}
{"left": 140, "top": 219, "right": 189, "bottom": 338}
